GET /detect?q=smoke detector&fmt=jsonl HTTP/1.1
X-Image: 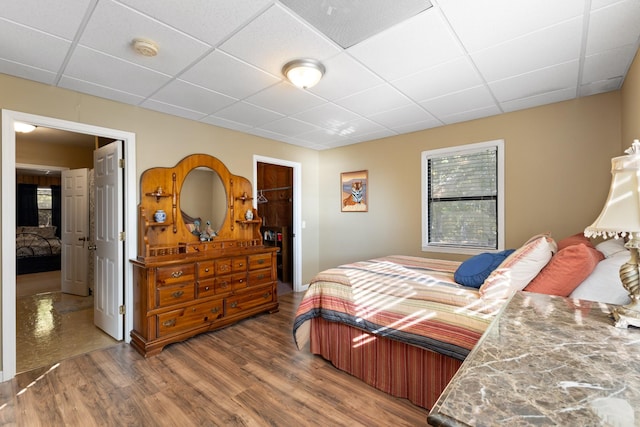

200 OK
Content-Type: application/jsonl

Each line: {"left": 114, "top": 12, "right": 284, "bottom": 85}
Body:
{"left": 132, "top": 38, "right": 158, "bottom": 57}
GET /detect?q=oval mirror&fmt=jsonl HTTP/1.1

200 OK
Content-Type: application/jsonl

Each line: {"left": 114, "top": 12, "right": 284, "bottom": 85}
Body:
{"left": 180, "top": 167, "right": 226, "bottom": 237}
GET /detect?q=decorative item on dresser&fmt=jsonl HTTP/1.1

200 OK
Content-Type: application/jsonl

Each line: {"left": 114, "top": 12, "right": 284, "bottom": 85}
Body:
{"left": 131, "top": 154, "right": 278, "bottom": 357}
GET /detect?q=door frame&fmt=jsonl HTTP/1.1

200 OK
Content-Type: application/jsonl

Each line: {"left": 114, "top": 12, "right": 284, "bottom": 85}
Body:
{"left": 253, "top": 155, "right": 303, "bottom": 292}
{"left": 1, "top": 109, "right": 137, "bottom": 381}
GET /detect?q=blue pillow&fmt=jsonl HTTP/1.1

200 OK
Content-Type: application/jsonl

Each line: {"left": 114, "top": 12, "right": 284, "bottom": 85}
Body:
{"left": 454, "top": 250, "right": 515, "bottom": 288}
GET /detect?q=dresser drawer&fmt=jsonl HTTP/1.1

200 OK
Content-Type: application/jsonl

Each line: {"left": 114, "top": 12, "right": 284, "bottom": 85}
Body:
{"left": 156, "top": 282, "right": 195, "bottom": 307}
{"left": 226, "top": 285, "right": 274, "bottom": 316}
{"left": 156, "top": 264, "right": 195, "bottom": 286}
{"left": 215, "top": 257, "right": 249, "bottom": 275}
{"left": 248, "top": 268, "right": 272, "bottom": 287}
{"left": 215, "top": 273, "right": 247, "bottom": 294}
{"left": 248, "top": 253, "right": 272, "bottom": 270}
{"left": 156, "top": 298, "right": 224, "bottom": 337}
{"left": 197, "top": 278, "right": 215, "bottom": 298}
{"left": 197, "top": 261, "right": 215, "bottom": 279}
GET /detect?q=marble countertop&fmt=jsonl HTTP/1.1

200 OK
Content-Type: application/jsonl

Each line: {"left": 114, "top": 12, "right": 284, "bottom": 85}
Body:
{"left": 428, "top": 291, "right": 640, "bottom": 427}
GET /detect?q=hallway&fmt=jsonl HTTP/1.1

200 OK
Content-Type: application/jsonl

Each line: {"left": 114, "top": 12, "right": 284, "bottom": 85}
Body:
{"left": 16, "top": 271, "right": 119, "bottom": 373}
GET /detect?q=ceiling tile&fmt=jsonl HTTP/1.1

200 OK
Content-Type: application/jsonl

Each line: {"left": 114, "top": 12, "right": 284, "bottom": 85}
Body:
{"left": 307, "top": 53, "right": 383, "bottom": 101}
{"left": 392, "top": 56, "right": 483, "bottom": 102}
{"left": 0, "top": 59, "right": 57, "bottom": 85}
{"left": 199, "top": 115, "right": 254, "bottom": 133}
{"left": 259, "top": 117, "right": 320, "bottom": 136}
{"left": 58, "top": 75, "right": 146, "bottom": 105}
{"left": 348, "top": 9, "right": 463, "bottom": 81}
{"left": 119, "top": 0, "right": 271, "bottom": 46}
{"left": 489, "top": 61, "right": 579, "bottom": 102}
{"left": 213, "top": 101, "right": 284, "bottom": 127}
{"left": 586, "top": 0, "right": 640, "bottom": 54}
{"left": 0, "top": 0, "right": 94, "bottom": 40}
{"left": 392, "top": 118, "right": 442, "bottom": 134}
{"left": 334, "top": 84, "right": 412, "bottom": 117}
{"left": 420, "top": 86, "right": 497, "bottom": 119}
{"left": 368, "top": 104, "right": 437, "bottom": 129}
{"left": 582, "top": 45, "right": 637, "bottom": 83}
{"left": 500, "top": 88, "right": 576, "bottom": 112}
{"left": 79, "top": 0, "right": 211, "bottom": 75}
{"left": 244, "top": 82, "right": 326, "bottom": 116}
{"left": 578, "top": 77, "right": 624, "bottom": 97}
{"left": 472, "top": 18, "right": 583, "bottom": 83}
{"left": 439, "top": 105, "right": 502, "bottom": 125}
{"left": 180, "top": 50, "right": 279, "bottom": 99}
{"left": 437, "top": 0, "right": 585, "bottom": 52}
{"left": 63, "top": 46, "right": 171, "bottom": 97}
{"left": 140, "top": 98, "right": 206, "bottom": 121}
{"left": 0, "top": 19, "right": 71, "bottom": 72}
{"left": 292, "top": 103, "right": 362, "bottom": 129}
{"left": 219, "top": 4, "right": 341, "bottom": 77}
{"left": 148, "top": 79, "right": 237, "bottom": 114}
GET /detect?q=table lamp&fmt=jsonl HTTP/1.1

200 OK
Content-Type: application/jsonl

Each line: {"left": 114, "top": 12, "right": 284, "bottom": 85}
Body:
{"left": 585, "top": 139, "right": 640, "bottom": 328}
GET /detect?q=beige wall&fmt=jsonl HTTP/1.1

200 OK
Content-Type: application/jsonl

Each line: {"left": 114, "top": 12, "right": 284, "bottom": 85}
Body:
{"left": 318, "top": 92, "right": 622, "bottom": 270}
{"left": 622, "top": 49, "right": 640, "bottom": 147}
{"left": 16, "top": 139, "right": 94, "bottom": 169}
{"left": 0, "top": 76, "right": 322, "bottom": 363}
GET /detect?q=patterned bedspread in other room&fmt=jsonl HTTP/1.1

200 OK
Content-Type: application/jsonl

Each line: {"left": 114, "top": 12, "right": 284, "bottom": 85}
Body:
{"left": 293, "top": 255, "right": 505, "bottom": 360}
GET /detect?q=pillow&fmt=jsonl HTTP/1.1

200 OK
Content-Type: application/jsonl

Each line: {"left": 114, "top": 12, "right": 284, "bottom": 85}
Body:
{"left": 595, "top": 238, "right": 627, "bottom": 258}
{"left": 480, "top": 236, "right": 557, "bottom": 300}
{"left": 557, "top": 233, "right": 595, "bottom": 251}
{"left": 454, "top": 250, "right": 515, "bottom": 288}
{"left": 524, "top": 243, "right": 604, "bottom": 297}
{"left": 570, "top": 250, "right": 631, "bottom": 305}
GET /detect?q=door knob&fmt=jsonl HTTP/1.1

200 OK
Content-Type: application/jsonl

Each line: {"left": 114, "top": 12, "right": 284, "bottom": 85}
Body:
{"left": 88, "top": 244, "right": 97, "bottom": 250}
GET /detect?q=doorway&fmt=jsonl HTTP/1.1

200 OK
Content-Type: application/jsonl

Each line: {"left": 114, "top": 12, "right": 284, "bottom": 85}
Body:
{"left": 1, "top": 110, "right": 137, "bottom": 382}
{"left": 253, "top": 155, "right": 303, "bottom": 293}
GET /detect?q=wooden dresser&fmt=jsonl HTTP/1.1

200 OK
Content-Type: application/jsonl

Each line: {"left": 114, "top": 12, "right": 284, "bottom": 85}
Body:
{"left": 130, "top": 154, "right": 279, "bottom": 357}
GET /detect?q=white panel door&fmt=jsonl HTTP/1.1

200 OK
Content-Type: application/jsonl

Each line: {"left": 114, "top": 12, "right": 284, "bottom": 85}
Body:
{"left": 93, "top": 141, "right": 124, "bottom": 340}
{"left": 61, "top": 168, "right": 89, "bottom": 296}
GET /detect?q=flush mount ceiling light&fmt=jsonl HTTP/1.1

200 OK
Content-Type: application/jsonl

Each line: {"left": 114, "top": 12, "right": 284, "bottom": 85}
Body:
{"left": 14, "top": 122, "right": 36, "bottom": 133}
{"left": 132, "top": 38, "right": 159, "bottom": 57}
{"left": 282, "top": 59, "right": 325, "bottom": 89}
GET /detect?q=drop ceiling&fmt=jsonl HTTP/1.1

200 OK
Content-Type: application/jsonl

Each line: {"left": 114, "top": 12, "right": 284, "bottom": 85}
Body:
{"left": 1, "top": 0, "right": 638, "bottom": 150}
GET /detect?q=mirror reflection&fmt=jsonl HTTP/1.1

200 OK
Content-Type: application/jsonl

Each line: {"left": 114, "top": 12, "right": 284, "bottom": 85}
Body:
{"left": 180, "top": 167, "right": 226, "bottom": 239}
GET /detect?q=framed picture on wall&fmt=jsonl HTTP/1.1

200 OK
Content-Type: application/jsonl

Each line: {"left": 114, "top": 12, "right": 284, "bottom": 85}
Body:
{"left": 341, "top": 170, "right": 368, "bottom": 212}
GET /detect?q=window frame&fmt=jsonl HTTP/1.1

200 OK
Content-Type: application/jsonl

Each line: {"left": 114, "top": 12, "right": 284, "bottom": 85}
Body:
{"left": 421, "top": 139, "right": 505, "bottom": 255}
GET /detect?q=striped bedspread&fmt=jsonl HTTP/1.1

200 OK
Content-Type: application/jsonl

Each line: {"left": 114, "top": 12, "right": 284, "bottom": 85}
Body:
{"left": 293, "top": 255, "right": 505, "bottom": 360}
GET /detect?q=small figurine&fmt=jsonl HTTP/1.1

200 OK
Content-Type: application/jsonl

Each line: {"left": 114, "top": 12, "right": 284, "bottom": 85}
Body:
{"left": 192, "top": 219, "right": 201, "bottom": 236}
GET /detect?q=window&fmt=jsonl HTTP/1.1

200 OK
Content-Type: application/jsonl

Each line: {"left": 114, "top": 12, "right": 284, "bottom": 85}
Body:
{"left": 421, "top": 140, "right": 504, "bottom": 254}
{"left": 37, "top": 187, "right": 52, "bottom": 227}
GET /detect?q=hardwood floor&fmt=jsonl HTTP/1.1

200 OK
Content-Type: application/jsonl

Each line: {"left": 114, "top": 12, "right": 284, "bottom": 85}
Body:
{"left": 0, "top": 292, "right": 428, "bottom": 426}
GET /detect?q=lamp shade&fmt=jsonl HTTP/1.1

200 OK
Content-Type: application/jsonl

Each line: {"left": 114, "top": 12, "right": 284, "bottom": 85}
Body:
{"left": 282, "top": 59, "right": 325, "bottom": 89}
{"left": 585, "top": 140, "right": 640, "bottom": 239}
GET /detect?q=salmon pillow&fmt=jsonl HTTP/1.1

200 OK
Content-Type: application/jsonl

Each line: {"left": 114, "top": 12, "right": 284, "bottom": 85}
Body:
{"left": 525, "top": 243, "right": 604, "bottom": 297}
{"left": 557, "top": 233, "right": 595, "bottom": 251}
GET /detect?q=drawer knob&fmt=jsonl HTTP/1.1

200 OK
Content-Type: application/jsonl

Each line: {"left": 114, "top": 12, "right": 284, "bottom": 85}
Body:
{"left": 204, "top": 268, "right": 210, "bottom": 273}
{"left": 238, "top": 279, "right": 244, "bottom": 283}
{"left": 220, "top": 282, "right": 228, "bottom": 288}
{"left": 263, "top": 292, "right": 271, "bottom": 299}
{"left": 257, "top": 274, "right": 265, "bottom": 280}
{"left": 230, "top": 301, "right": 238, "bottom": 308}
{"left": 204, "top": 286, "right": 210, "bottom": 291}
{"left": 257, "top": 259, "right": 265, "bottom": 264}
{"left": 162, "top": 319, "right": 176, "bottom": 327}
{"left": 171, "top": 271, "right": 184, "bottom": 278}
{"left": 172, "top": 290, "right": 184, "bottom": 298}
{"left": 211, "top": 307, "right": 220, "bottom": 313}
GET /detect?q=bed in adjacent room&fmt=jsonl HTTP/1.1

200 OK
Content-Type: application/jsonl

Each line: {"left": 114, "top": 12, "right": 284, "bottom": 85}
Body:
{"left": 293, "top": 234, "right": 629, "bottom": 409}
{"left": 16, "top": 226, "right": 62, "bottom": 275}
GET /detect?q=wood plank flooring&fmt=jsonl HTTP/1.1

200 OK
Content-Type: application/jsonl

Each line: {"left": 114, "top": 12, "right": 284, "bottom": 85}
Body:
{"left": 0, "top": 292, "right": 428, "bottom": 426}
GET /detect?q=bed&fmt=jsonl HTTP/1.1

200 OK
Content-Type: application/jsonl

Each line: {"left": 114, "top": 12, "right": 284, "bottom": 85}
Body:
{"left": 16, "top": 226, "right": 62, "bottom": 275}
{"left": 293, "top": 234, "right": 630, "bottom": 409}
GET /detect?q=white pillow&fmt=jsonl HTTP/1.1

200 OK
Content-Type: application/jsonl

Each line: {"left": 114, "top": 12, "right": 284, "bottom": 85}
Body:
{"left": 569, "top": 251, "right": 631, "bottom": 305}
{"left": 480, "top": 236, "right": 557, "bottom": 299}
{"left": 596, "top": 238, "right": 627, "bottom": 258}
